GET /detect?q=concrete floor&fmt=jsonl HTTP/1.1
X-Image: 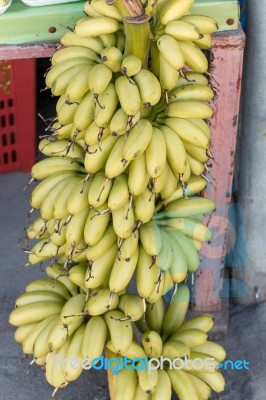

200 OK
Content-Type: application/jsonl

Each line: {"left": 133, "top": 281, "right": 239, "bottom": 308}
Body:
{"left": 1, "top": 171, "right": 265, "bottom": 400}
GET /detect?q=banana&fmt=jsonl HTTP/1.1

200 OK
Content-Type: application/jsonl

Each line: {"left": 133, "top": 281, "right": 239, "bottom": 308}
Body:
{"left": 101, "top": 46, "right": 123, "bottom": 72}
{"left": 57, "top": 99, "right": 80, "bottom": 126}
{"left": 146, "top": 126, "right": 166, "bottom": 179}
{"left": 170, "top": 328, "right": 207, "bottom": 348}
{"left": 134, "top": 384, "right": 151, "bottom": 400}
{"left": 85, "top": 243, "right": 117, "bottom": 289}
{"left": 27, "top": 217, "right": 48, "bottom": 239}
{"left": 31, "top": 157, "right": 85, "bottom": 180}
{"left": 51, "top": 64, "right": 92, "bottom": 96}
{"left": 183, "top": 141, "right": 209, "bottom": 163}
{"left": 163, "top": 117, "right": 210, "bottom": 148}
{"left": 168, "top": 229, "right": 200, "bottom": 273}
{"left": 110, "top": 108, "right": 129, "bottom": 136}
{"left": 150, "top": 39, "right": 160, "bottom": 79}
{"left": 187, "top": 153, "right": 205, "bottom": 176}
{"left": 136, "top": 245, "right": 159, "bottom": 299}
{"left": 112, "top": 198, "right": 135, "bottom": 238}
{"left": 68, "top": 263, "right": 87, "bottom": 289}
{"left": 172, "top": 71, "right": 209, "bottom": 88}
{"left": 162, "top": 272, "right": 175, "bottom": 296}
{"left": 149, "top": 164, "right": 168, "bottom": 194}
{"left": 160, "top": 124, "right": 187, "bottom": 177}
{"left": 104, "top": 310, "right": 133, "bottom": 355}
{"left": 178, "top": 40, "right": 209, "bottom": 73}
{"left": 53, "top": 176, "right": 82, "bottom": 220}
{"left": 9, "top": 301, "right": 62, "bottom": 327}
{"left": 115, "top": 368, "right": 137, "bottom": 400}
{"left": 139, "top": 221, "right": 162, "bottom": 257}
{"left": 75, "top": 16, "right": 121, "bottom": 37}
{"left": 167, "top": 368, "right": 199, "bottom": 400}
{"left": 15, "top": 290, "right": 65, "bottom": 308}
{"left": 116, "top": 30, "right": 126, "bottom": 53}
{"left": 105, "top": 135, "right": 129, "bottom": 179}
{"left": 121, "top": 54, "right": 142, "bottom": 77}
{"left": 135, "top": 315, "right": 150, "bottom": 334}
{"left": 159, "top": 163, "right": 178, "bottom": 201}
{"left": 159, "top": 53, "right": 180, "bottom": 91}
{"left": 45, "top": 58, "right": 91, "bottom": 88}
{"left": 33, "top": 315, "right": 59, "bottom": 358}
{"left": 145, "top": 272, "right": 165, "bottom": 304}
{"left": 156, "top": 229, "right": 173, "bottom": 272}
{"left": 118, "top": 293, "right": 145, "bottom": 321}
{"left": 177, "top": 313, "right": 214, "bottom": 333}
{"left": 181, "top": 14, "right": 218, "bottom": 34}
{"left": 88, "top": 172, "right": 112, "bottom": 208}
{"left": 48, "top": 317, "right": 84, "bottom": 351}
{"left": 73, "top": 90, "right": 95, "bottom": 132}
{"left": 157, "top": 34, "right": 185, "bottom": 70}
{"left": 63, "top": 324, "right": 86, "bottom": 382}
{"left": 86, "top": 223, "right": 117, "bottom": 261}
{"left": 151, "top": 369, "right": 172, "bottom": 400}
{"left": 159, "top": 217, "right": 212, "bottom": 242}
{"left": 65, "top": 66, "right": 92, "bottom": 103}
{"left": 190, "top": 340, "right": 226, "bottom": 362}
{"left": 84, "top": 135, "right": 118, "bottom": 174}
{"left": 137, "top": 364, "right": 158, "bottom": 395}
{"left": 85, "top": 288, "right": 119, "bottom": 315}
{"left": 163, "top": 197, "right": 215, "bottom": 218}
{"left": 186, "top": 372, "right": 212, "bottom": 400}
{"left": 165, "top": 20, "right": 201, "bottom": 40}
{"left": 45, "top": 263, "right": 79, "bottom": 296}
{"left": 118, "top": 230, "right": 139, "bottom": 260}
{"left": 50, "top": 122, "right": 74, "bottom": 139}
{"left": 128, "top": 152, "right": 150, "bottom": 196}
{"left": 158, "top": 0, "right": 193, "bottom": 25}
{"left": 45, "top": 339, "right": 69, "bottom": 390}
{"left": 88, "top": 63, "right": 113, "bottom": 96}
{"left": 145, "top": 297, "right": 165, "bottom": 334}
{"left": 169, "top": 83, "right": 214, "bottom": 102}
{"left": 109, "top": 248, "right": 139, "bottom": 293}
{"left": 108, "top": 173, "right": 129, "bottom": 211}
{"left": 67, "top": 177, "right": 92, "bottom": 215}
{"left": 162, "top": 284, "right": 190, "bottom": 341}
{"left": 98, "top": 32, "right": 117, "bottom": 48}
{"left": 66, "top": 206, "right": 90, "bottom": 246}
{"left": 181, "top": 351, "right": 219, "bottom": 373}
{"left": 115, "top": 75, "right": 141, "bottom": 116}
{"left": 60, "top": 31, "right": 104, "bottom": 54}
{"left": 187, "top": 370, "right": 225, "bottom": 393}
{"left": 38, "top": 138, "right": 84, "bottom": 161}
{"left": 22, "top": 314, "right": 59, "bottom": 355}
{"left": 94, "top": 82, "right": 119, "bottom": 127}
{"left": 163, "top": 175, "right": 207, "bottom": 206}
{"left": 142, "top": 330, "right": 163, "bottom": 358}
{"left": 84, "top": 203, "right": 110, "bottom": 245}
{"left": 84, "top": 0, "right": 102, "bottom": 16}
{"left": 133, "top": 69, "right": 161, "bottom": 107}
{"left": 26, "top": 278, "right": 70, "bottom": 300}
{"left": 82, "top": 315, "right": 107, "bottom": 361}
{"left": 52, "top": 46, "right": 99, "bottom": 66}
{"left": 122, "top": 119, "right": 153, "bottom": 162}
{"left": 91, "top": 0, "right": 123, "bottom": 21}
{"left": 60, "top": 293, "right": 86, "bottom": 325}
{"left": 106, "top": 339, "right": 146, "bottom": 359}
{"left": 193, "top": 33, "right": 212, "bottom": 49}
{"left": 14, "top": 323, "right": 37, "bottom": 343}
{"left": 168, "top": 235, "right": 188, "bottom": 283}
{"left": 166, "top": 100, "right": 213, "bottom": 119}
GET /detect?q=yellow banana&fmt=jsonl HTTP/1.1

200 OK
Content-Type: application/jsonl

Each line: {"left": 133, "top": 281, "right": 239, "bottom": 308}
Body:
{"left": 193, "top": 33, "right": 212, "bottom": 49}
{"left": 167, "top": 368, "right": 199, "bottom": 400}
{"left": 115, "top": 75, "right": 141, "bottom": 116}
{"left": 181, "top": 14, "right": 218, "bottom": 34}
{"left": 112, "top": 198, "right": 135, "bottom": 239}
{"left": 63, "top": 324, "right": 86, "bottom": 382}
{"left": 45, "top": 263, "right": 79, "bottom": 297}
{"left": 60, "top": 31, "right": 104, "bottom": 54}
{"left": 57, "top": 99, "right": 80, "bottom": 126}
{"left": 88, "top": 63, "right": 113, "bottom": 96}
{"left": 177, "top": 313, "right": 214, "bottom": 333}
{"left": 73, "top": 90, "right": 95, "bottom": 131}
{"left": 169, "top": 83, "right": 214, "bottom": 102}
{"left": 164, "top": 196, "right": 215, "bottom": 218}
{"left": 51, "top": 64, "right": 91, "bottom": 96}
{"left": 136, "top": 245, "right": 159, "bottom": 299}
{"left": 166, "top": 100, "right": 213, "bottom": 119}
{"left": 65, "top": 66, "right": 92, "bottom": 103}
{"left": 68, "top": 263, "right": 87, "bottom": 290}
{"left": 133, "top": 69, "right": 162, "bottom": 107}
{"left": 165, "top": 20, "right": 201, "bottom": 40}
{"left": 53, "top": 176, "right": 82, "bottom": 220}
{"left": 104, "top": 310, "right": 133, "bottom": 355}
{"left": 145, "top": 297, "right": 165, "bottom": 334}
{"left": 160, "top": 124, "right": 187, "bottom": 177}
{"left": 31, "top": 157, "right": 85, "bottom": 180}
{"left": 183, "top": 141, "right": 209, "bottom": 162}
{"left": 84, "top": 0, "right": 102, "bottom": 16}
{"left": 38, "top": 138, "right": 84, "bottom": 161}
{"left": 33, "top": 315, "right": 59, "bottom": 358}
{"left": 163, "top": 117, "right": 210, "bottom": 148}
{"left": 137, "top": 364, "right": 158, "bottom": 395}
{"left": 178, "top": 40, "right": 209, "bottom": 73}
{"left": 139, "top": 221, "right": 162, "bottom": 257}
{"left": 52, "top": 46, "right": 99, "bottom": 65}
{"left": 105, "top": 135, "right": 130, "bottom": 179}
{"left": 85, "top": 288, "right": 119, "bottom": 315}
{"left": 45, "top": 339, "right": 69, "bottom": 390}
{"left": 85, "top": 243, "right": 117, "bottom": 289}
{"left": 118, "top": 293, "right": 145, "bottom": 321}
{"left": 91, "top": 0, "right": 123, "bottom": 21}
{"left": 163, "top": 175, "right": 207, "bottom": 206}
{"left": 106, "top": 339, "right": 146, "bottom": 359}
{"left": 159, "top": 53, "right": 180, "bottom": 91}
{"left": 86, "top": 223, "right": 117, "bottom": 261}
{"left": 187, "top": 153, "right": 205, "bottom": 176}
{"left": 84, "top": 135, "right": 118, "bottom": 174}
{"left": 191, "top": 340, "right": 226, "bottom": 362}
{"left": 142, "top": 330, "right": 163, "bottom": 358}
{"left": 170, "top": 328, "right": 208, "bottom": 348}
{"left": 146, "top": 126, "right": 166, "bottom": 179}
{"left": 82, "top": 315, "right": 107, "bottom": 361}
{"left": 109, "top": 248, "right": 139, "bottom": 293}
{"left": 26, "top": 278, "right": 70, "bottom": 300}
{"left": 150, "top": 163, "right": 168, "bottom": 194}
{"left": 88, "top": 172, "right": 113, "bottom": 208}
{"left": 186, "top": 372, "right": 212, "bottom": 400}
{"left": 108, "top": 173, "right": 129, "bottom": 211}
{"left": 75, "top": 16, "right": 121, "bottom": 37}
{"left": 14, "top": 323, "right": 37, "bottom": 344}
{"left": 45, "top": 58, "right": 91, "bottom": 88}
{"left": 15, "top": 290, "right": 65, "bottom": 308}
{"left": 134, "top": 188, "right": 156, "bottom": 225}
{"left": 128, "top": 152, "right": 150, "bottom": 196}
{"left": 94, "top": 82, "right": 118, "bottom": 126}
{"left": 151, "top": 369, "right": 172, "bottom": 400}
{"left": 146, "top": 272, "right": 165, "bottom": 304}
{"left": 101, "top": 46, "right": 123, "bottom": 72}
{"left": 67, "top": 177, "right": 92, "bottom": 215}
{"left": 122, "top": 119, "right": 153, "bottom": 162}
{"left": 48, "top": 317, "right": 84, "bottom": 351}
{"left": 118, "top": 230, "right": 139, "bottom": 260}
{"left": 160, "top": 163, "right": 178, "bottom": 201}
{"left": 9, "top": 301, "right": 62, "bottom": 327}
{"left": 66, "top": 206, "right": 90, "bottom": 246}
{"left": 134, "top": 384, "right": 151, "bottom": 399}
{"left": 121, "top": 54, "right": 142, "bottom": 77}
{"left": 173, "top": 71, "right": 209, "bottom": 88}
{"left": 115, "top": 368, "right": 137, "bottom": 400}
{"left": 84, "top": 203, "right": 110, "bottom": 245}
{"left": 187, "top": 370, "right": 225, "bottom": 393}
{"left": 157, "top": 34, "right": 185, "bottom": 70}
{"left": 60, "top": 293, "right": 86, "bottom": 325}
{"left": 158, "top": 0, "right": 194, "bottom": 25}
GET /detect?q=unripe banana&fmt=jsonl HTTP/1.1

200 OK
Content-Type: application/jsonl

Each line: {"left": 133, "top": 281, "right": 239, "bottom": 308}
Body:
{"left": 82, "top": 315, "right": 107, "bottom": 361}
{"left": 115, "top": 29, "right": 126, "bottom": 52}
{"left": 142, "top": 330, "right": 163, "bottom": 358}
{"left": 178, "top": 40, "right": 209, "bottom": 73}
{"left": 161, "top": 217, "right": 212, "bottom": 242}
{"left": 146, "top": 272, "right": 165, "bottom": 304}
{"left": 181, "top": 14, "right": 218, "bottom": 34}
{"left": 60, "top": 31, "right": 104, "bottom": 54}
{"left": 168, "top": 230, "right": 200, "bottom": 273}
{"left": 88, "top": 63, "right": 113, "bottom": 96}
{"left": 122, "top": 119, "right": 153, "bottom": 162}
{"left": 145, "top": 297, "right": 165, "bottom": 334}
{"left": 9, "top": 301, "right": 62, "bottom": 327}
{"left": 75, "top": 16, "right": 121, "bottom": 38}
{"left": 112, "top": 198, "right": 135, "bottom": 239}
{"left": 85, "top": 288, "right": 119, "bottom": 315}
{"left": 157, "top": 34, "right": 185, "bottom": 70}
{"left": 156, "top": 229, "right": 174, "bottom": 272}
{"left": 85, "top": 243, "right": 117, "bottom": 289}
{"left": 109, "top": 247, "right": 139, "bottom": 293}
{"left": 163, "top": 175, "right": 207, "bottom": 206}
{"left": 115, "top": 75, "right": 141, "bottom": 116}
{"left": 108, "top": 173, "right": 129, "bottom": 211}
{"left": 158, "top": 0, "right": 193, "bottom": 25}
{"left": 162, "top": 284, "right": 190, "bottom": 341}
{"left": 146, "top": 126, "right": 166, "bottom": 179}
{"left": 121, "top": 54, "right": 142, "bottom": 77}
{"left": 139, "top": 221, "right": 162, "bottom": 257}
{"left": 118, "top": 293, "right": 145, "bottom": 321}
{"left": 133, "top": 69, "right": 161, "bottom": 107}
{"left": 163, "top": 196, "right": 215, "bottom": 218}
{"left": 159, "top": 53, "right": 180, "bottom": 91}
{"left": 60, "top": 293, "right": 86, "bottom": 325}
{"left": 104, "top": 310, "right": 133, "bottom": 355}
{"left": 165, "top": 20, "right": 201, "bottom": 40}
{"left": 101, "top": 46, "right": 123, "bottom": 72}
{"left": 128, "top": 152, "right": 150, "bottom": 196}
{"left": 115, "top": 368, "right": 137, "bottom": 400}
{"left": 88, "top": 172, "right": 113, "bottom": 208}
{"left": 84, "top": 202, "right": 110, "bottom": 246}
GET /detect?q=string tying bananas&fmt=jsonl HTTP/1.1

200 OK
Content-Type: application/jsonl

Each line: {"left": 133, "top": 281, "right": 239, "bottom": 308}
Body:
{"left": 9, "top": 0, "right": 226, "bottom": 397}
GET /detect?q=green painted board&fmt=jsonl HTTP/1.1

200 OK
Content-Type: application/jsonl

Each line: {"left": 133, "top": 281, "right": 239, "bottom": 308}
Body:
{"left": 0, "top": 0, "right": 240, "bottom": 45}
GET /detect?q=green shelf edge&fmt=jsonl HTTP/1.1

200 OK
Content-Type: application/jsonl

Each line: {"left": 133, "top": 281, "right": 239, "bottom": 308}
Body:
{"left": 0, "top": 0, "right": 240, "bottom": 45}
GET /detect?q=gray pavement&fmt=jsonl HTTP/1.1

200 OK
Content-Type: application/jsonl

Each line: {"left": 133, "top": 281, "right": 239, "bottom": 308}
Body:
{"left": 0, "top": 172, "right": 265, "bottom": 399}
